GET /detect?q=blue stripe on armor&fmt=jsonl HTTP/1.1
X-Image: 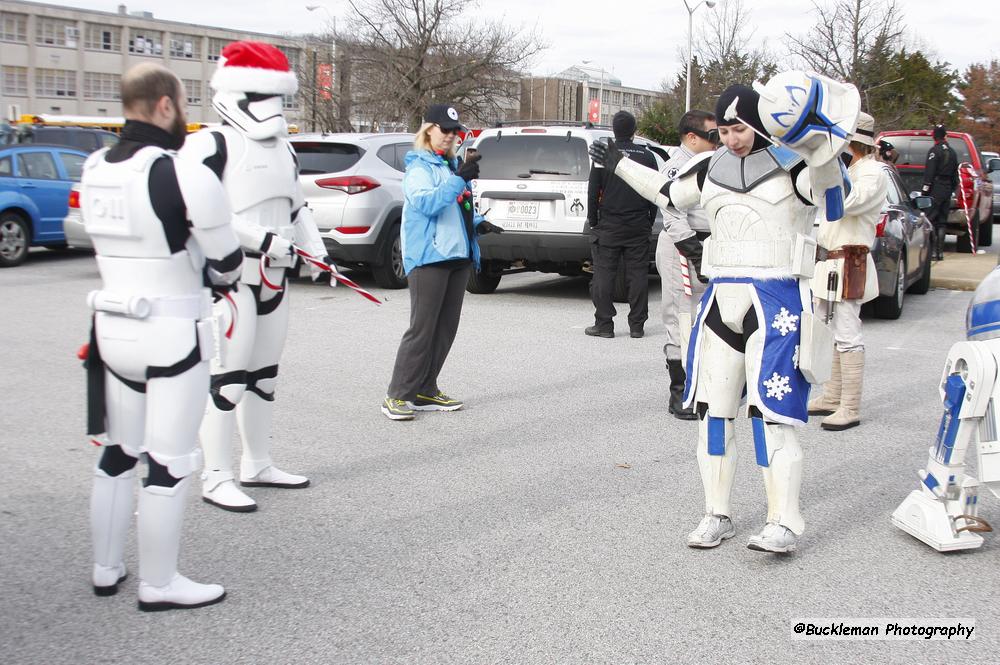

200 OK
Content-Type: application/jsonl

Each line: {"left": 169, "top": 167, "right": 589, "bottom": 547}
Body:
{"left": 938, "top": 374, "right": 967, "bottom": 464}
{"left": 708, "top": 417, "right": 726, "bottom": 456}
{"left": 923, "top": 473, "right": 939, "bottom": 492}
{"left": 752, "top": 417, "right": 769, "bottom": 467}
{"left": 967, "top": 321, "right": 1000, "bottom": 338}
{"left": 824, "top": 186, "right": 844, "bottom": 220}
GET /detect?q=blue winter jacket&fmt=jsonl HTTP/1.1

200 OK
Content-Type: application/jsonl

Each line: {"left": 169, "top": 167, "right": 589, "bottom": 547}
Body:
{"left": 400, "top": 149, "right": 482, "bottom": 274}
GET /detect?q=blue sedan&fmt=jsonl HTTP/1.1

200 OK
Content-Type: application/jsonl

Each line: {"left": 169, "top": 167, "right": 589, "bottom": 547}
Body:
{"left": 0, "top": 144, "right": 88, "bottom": 267}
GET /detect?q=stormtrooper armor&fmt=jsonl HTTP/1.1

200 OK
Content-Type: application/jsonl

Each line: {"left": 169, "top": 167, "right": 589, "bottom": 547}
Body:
{"left": 181, "top": 40, "right": 330, "bottom": 512}
{"left": 592, "top": 74, "right": 860, "bottom": 553}
{"left": 83, "top": 134, "right": 241, "bottom": 610}
{"left": 892, "top": 267, "right": 1000, "bottom": 551}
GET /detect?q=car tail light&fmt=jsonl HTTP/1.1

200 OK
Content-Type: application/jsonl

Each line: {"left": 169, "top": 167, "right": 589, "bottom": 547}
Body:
{"left": 314, "top": 176, "right": 381, "bottom": 194}
{"left": 520, "top": 128, "right": 547, "bottom": 133}
{"left": 875, "top": 213, "right": 888, "bottom": 238}
{"left": 68, "top": 189, "right": 80, "bottom": 209}
{"left": 334, "top": 226, "right": 371, "bottom": 234}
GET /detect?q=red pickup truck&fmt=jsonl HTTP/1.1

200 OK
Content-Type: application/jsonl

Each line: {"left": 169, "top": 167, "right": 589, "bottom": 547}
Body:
{"left": 876, "top": 130, "right": 995, "bottom": 250}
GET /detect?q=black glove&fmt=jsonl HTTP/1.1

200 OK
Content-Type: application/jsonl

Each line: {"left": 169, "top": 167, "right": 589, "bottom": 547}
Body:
{"left": 456, "top": 153, "right": 481, "bottom": 182}
{"left": 674, "top": 235, "right": 708, "bottom": 284}
{"left": 476, "top": 220, "right": 504, "bottom": 235}
{"left": 588, "top": 139, "right": 623, "bottom": 172}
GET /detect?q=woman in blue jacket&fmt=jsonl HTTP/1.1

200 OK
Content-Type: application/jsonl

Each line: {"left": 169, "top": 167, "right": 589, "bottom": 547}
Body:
{"left": 382, "top": 104, "right": 502, "bottom": 420}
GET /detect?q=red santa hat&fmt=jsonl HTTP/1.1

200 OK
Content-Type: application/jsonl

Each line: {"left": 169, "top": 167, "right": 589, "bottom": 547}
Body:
{"left": 210, "top": 41, "right": 298, "bottom": 96}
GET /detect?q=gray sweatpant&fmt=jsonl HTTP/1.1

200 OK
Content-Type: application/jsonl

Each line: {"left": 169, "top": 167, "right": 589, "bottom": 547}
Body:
{"left": 387, "top": 262, "right": 471, "bottom": 401}
{"left": 655, "top": 231, "right": 707, "bottom": 361}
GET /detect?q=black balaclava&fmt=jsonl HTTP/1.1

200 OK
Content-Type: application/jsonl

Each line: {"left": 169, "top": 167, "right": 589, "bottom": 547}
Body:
{"left": 715, "top": 84, "right": 770, "bottom": 152}
{"left": 612, "top": 110, "right": 636, "bottom": 140}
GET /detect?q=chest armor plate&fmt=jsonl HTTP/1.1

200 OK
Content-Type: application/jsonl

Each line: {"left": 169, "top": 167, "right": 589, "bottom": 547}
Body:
{"left": 221, "top": 129, "right": 297, "bottom": 221}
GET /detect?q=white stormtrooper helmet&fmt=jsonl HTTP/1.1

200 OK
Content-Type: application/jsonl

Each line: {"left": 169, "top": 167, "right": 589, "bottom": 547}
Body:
{"left": 209, "top": 40, "right": 298, "bottom": 140}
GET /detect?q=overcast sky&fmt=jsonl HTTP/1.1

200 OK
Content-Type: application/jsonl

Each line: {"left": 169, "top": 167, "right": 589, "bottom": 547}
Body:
{"left": 66, "top": 0, "right": 998, "bottom": 91}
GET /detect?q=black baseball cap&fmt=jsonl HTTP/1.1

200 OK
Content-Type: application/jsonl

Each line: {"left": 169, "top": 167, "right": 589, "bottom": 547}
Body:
{"left": 425, "top": 104, "right": 465, "bottom": 131}
{"left": 932, "top": 124, "right": 947, "bottom": 140}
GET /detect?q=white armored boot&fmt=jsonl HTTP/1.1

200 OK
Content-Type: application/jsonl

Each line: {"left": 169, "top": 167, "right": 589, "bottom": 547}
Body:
{"left": 237, "top": 391, "right": 309, "bottom": 489}
{"left": 749, "top": 422, "right": 804, "bottom": 553}
{"left": 688, "top": 414, "right": 738, "bottom": 548}
{"left": 137, "top": 474, "right": 226, "bottom": 611}
{"left": 90, "top": 466, "right": 135, "bottom": 595}
{"left": 200, "top": 402, "right": 257, "bottom": 512}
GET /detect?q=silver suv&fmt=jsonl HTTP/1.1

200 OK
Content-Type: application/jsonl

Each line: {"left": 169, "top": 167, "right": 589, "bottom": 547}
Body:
{"left": 291, "top": 132, "right": 416, "bottom": 289}
{"left": 467, "top": 123, "right": 668, "bottom": 294}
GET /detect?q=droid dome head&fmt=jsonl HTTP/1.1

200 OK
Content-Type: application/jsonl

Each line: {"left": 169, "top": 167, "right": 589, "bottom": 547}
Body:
{"left": 210, "top": 41, "right": 298, "bottom": 140}
{"left": 966, "top": 265, "right": 1000, "bottom": 341}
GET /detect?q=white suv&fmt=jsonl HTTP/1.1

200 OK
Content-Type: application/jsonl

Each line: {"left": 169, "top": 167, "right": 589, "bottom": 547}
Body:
{"left": 468, "top": 123, "right": 668, "bottom": 293}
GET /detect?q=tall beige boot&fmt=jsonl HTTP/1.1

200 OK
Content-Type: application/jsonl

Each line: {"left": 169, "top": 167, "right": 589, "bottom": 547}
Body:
{"left": 822, "top": 351, "right": 863, "bottom": 431}
{"left": 808, "top": 349, "right": 841, "bottom": 416}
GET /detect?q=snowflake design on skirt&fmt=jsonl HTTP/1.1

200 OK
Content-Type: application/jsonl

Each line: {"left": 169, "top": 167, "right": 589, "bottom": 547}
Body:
{"left": 763, "top": 372, "right": 792, "bottom": 401}
{"left": 771, "top": 307, "right": 799, "bottom": 336}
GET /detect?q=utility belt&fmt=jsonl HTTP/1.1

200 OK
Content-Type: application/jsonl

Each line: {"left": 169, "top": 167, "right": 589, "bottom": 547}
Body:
{"left": 814, "top": 244, "right": 869, "bottom": 300}
{"left": 87, "top": 290, "right": 212, "bottom": 319}
{"left": 703, "top": 233, "right": 816, "bottom": 278}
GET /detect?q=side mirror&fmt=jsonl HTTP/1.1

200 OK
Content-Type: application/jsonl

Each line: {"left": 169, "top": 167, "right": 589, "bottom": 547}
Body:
{"left": 989, "top": 158, "right": 1000, "bottom": 173}
{"left": 912, "top": 195, "right": 933, "bottom": 210}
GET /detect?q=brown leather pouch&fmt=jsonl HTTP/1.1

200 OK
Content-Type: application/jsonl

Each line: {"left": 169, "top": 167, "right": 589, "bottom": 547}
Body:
{"left": 829, "top": 245, "right": 869, "bottom": 300}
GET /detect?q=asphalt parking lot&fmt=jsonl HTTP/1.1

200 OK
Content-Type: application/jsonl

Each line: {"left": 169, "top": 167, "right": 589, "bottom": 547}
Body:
{"left": 3, "top": 249, "right": 999, "bottom": 664}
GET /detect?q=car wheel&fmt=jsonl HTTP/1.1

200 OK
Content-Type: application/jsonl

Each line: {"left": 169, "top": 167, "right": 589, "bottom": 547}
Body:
{"left": 956, "top": 211, "right": 980, "bottom": 253}
{"left": 874, "top": 253, "right": 906, "bottom": 319}
{"left": 466, "top": 263, "right": 502, "bottom": 294}
{"left": 0, "top": 211, "right": 30, "bottom": 268}
{"left": 906, "top": 247, "right": 932, "bottom": 295}
{"left": 372, "top": 222, "right": 407, "bottom": 289}
{"left": 979, "top": 212, "right": 993, "bottom": 247}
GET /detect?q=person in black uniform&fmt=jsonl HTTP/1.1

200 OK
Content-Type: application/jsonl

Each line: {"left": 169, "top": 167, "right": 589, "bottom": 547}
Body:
{"left": 586, "top": 111, "right": 658, "bottom": 338}
{"left": 921, "top": 125, "right": 959, "bottom": 261}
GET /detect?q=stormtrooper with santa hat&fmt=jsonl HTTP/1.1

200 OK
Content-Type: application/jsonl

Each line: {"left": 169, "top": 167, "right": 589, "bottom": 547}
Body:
{"left": 180, "top": 40, "right": 333, "bottom": 512}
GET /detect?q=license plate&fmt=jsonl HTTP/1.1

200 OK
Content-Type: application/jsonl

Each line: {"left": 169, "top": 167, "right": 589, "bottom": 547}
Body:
{"left": 505, "top": 200, "right": 539, "bottom": 220}
{"left": 502, "top": 219, "right": 539, "bottom": 231}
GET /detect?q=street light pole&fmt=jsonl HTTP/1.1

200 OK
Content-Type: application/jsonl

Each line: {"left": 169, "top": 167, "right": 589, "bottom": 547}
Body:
{"left": 682, "top": 0, "right": 716, "bottom": 113}
{"left": 307, "top": 4, "right": 338, "bottom": 131}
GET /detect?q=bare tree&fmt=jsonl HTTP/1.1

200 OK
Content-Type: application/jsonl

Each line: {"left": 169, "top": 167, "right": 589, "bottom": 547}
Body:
{"left": 341, "top": 0, "right": 546, "bottom": 130}
{"left": 785, "top": 0, "right": 905, "bottom": 85}
{"left": 693, "top": 0, "right": 775, "bottom": 86}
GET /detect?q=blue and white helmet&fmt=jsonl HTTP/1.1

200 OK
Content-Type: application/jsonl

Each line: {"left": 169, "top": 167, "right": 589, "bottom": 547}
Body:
{"left": 967, "top": 265, "right": 1000, "bottom": 340}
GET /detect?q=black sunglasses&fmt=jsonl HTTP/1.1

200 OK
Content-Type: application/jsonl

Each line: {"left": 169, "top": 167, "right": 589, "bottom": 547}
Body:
{"left": 690, "top": 128, "right": 720, "bottom": 144}
{"left": 435, "top": 124, "right": 460, "bottom": 135}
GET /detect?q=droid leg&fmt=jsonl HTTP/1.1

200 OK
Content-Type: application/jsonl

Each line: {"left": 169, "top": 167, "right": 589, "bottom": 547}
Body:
{"left": 892, "top": 342, "right": 997, "bottom": 551}
{"left": 138, "top": 364, "right": 225, "bottom": 611}
{"left": 237, "top": 290, "right": 308, "bottom": 488}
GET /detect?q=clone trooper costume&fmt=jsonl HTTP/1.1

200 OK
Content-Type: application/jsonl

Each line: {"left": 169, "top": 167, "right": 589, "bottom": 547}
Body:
{"left": 83, "top": 119, "right": 242, "bottom": 609}
{"left": 181, "top": 41, "right": 331, "bottom": 512}
{"left": 591, "top": 74, "right": 860, "bottom": 553}
{"left": 808, "top": 112, "right": 887, "bottom": 431}
{"left": 892, "top": 266, "right": 1000, "bottom": 551}
{"left": 655, "top": 143, "right": 711, "bottom": 419}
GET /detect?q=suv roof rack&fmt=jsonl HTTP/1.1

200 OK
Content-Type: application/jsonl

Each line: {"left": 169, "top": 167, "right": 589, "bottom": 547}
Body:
{"left": 493, "top": 119, "right": 613, "bottom": 130}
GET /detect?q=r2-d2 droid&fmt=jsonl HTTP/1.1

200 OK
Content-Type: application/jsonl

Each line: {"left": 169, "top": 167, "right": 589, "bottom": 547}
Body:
{"left": 891, "top": 267, "right": 1000, "bottom": 550}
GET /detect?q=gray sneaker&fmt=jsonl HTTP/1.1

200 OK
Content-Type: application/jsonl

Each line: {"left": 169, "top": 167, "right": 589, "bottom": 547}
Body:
{"left": 747, "top": 522, "right": 797, "bottom": 553}
{"left": 381, "top": 397, "right": 415, "bottom": 421}
{"left": 686, "top": 514, "right": 736, "bottom": 548}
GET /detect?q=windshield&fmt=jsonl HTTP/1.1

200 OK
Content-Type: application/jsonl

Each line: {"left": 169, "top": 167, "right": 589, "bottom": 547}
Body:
{"left": 291, "top": 142, "right": 362, "bottom": 175}
{"left": 891, "top": 136, "right": 972, "bottom": 166}
{"left": 473, "top": 134, "right": 591, "bottom": 181}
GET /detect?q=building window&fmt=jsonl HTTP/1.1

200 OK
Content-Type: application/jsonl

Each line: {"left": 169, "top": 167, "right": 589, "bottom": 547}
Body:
{"left": 36, "top": 68, "right": 77, "bottom": 97}
{"left": 170, "top": 34, "right": 201, "bottom": 59}
{"left": 182, "top": 79, "right": 202, "bottom": 105}
{"left": 601, "top": 89, "right": 609, "bottom": 104}
{"left": 1, "top": 11, "right": 27, "bottom": 42}
{"left": 276, "top": 45, "right": 300, "bottom": 72}
{"left": 85, "top": 24, "right": 121, "bottom": 51}
{"left": 207, "top": 38, "right": 228, "bottom": 61}
{"left": 129, "top": 30, "right": 163, "bottom": 56}
{"left": 589, "top": 88, "right": 598, "bottom": 102}
{"left": 611, "top": 91, "right": 621, "bottom": 105}
{"left": 37, "top": 17, "right": 79, "bottom": 47}
{"left": 283, "top": 94, "right": 299, "bottom": 110}
{"left": 84, "top": 72, "right": 120, "bottom": 100}
{"left": 1, "top": 66, "right": 28, "bottom": 96}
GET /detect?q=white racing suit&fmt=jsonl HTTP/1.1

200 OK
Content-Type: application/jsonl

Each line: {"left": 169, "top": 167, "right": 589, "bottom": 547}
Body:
{"left": 616, "top": 144, "right": 840, "bottom": 541}
{"left": 180, "top": 125, "right": 328, "bottom": 512}
{"left": 83, "top": 137, "right": 242, "bottom": 608}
